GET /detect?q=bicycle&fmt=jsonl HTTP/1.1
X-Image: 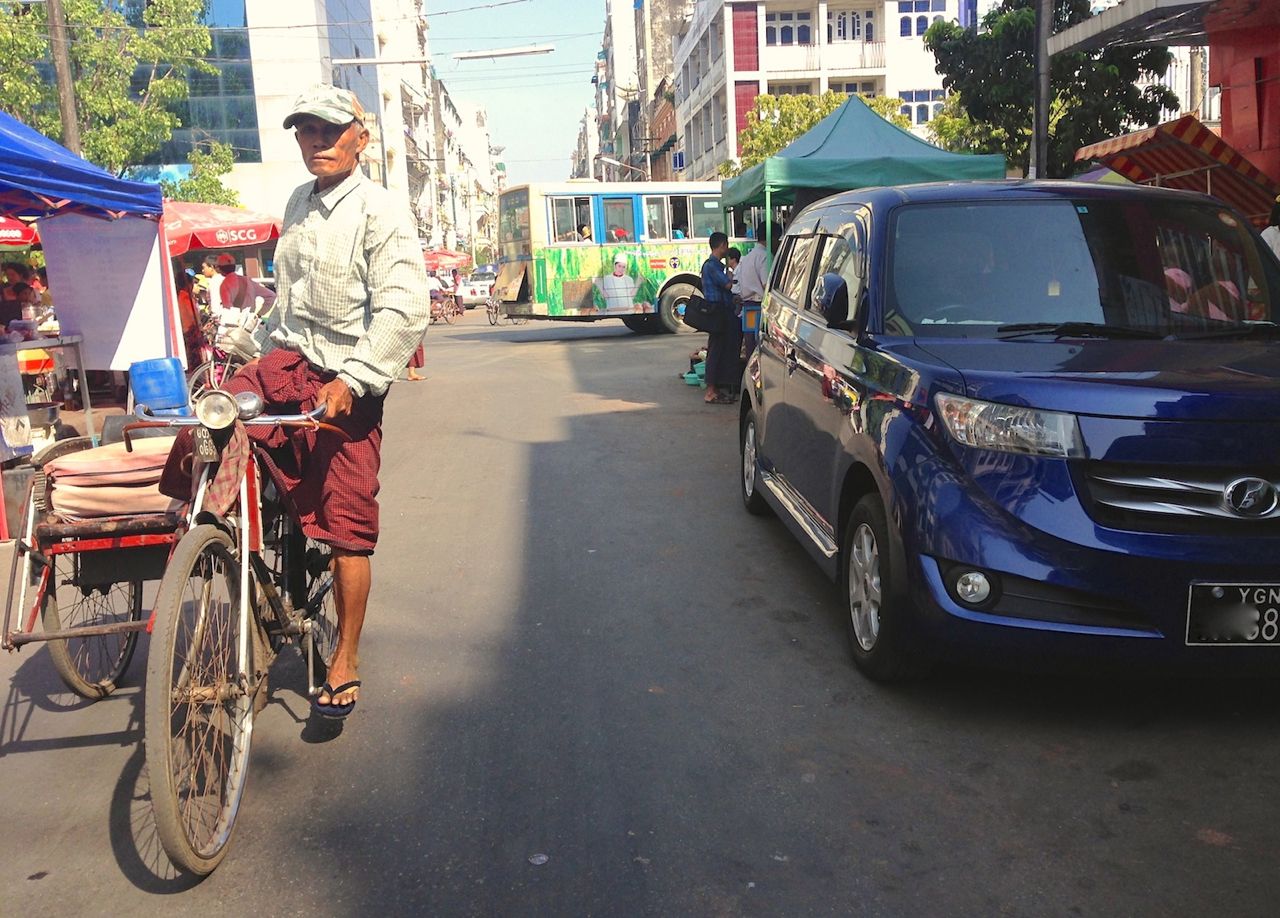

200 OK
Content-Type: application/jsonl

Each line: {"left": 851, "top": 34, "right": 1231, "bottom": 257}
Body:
{"left": 485, "top": 295, "right": 529, "bottom": 326}
{"left": 187, "top": 300, "right": 272, "bottom": 403}
{"left": 430, "top": 292, "right": 463, "bottom": 325}
{"left": 130, "top": 392, "right": 343, "bottom": 875}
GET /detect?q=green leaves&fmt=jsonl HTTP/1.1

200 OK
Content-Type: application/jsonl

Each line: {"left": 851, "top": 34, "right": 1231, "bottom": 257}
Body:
{"left": 924, "top": 0, "right": 1179, "bottom": 176}
{"left": 160, "top": 140, "right": 241, "bottom": 205}
{"left": 0, "top": 0, "right": 212, "bottom": 174}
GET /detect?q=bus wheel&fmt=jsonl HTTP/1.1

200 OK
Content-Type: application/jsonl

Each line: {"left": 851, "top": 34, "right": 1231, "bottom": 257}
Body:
{"left": 658, "top": 283, "right": 698, "bottom": 334}
{"left": 621, "top": 315, "right": 658, "bottom": 334}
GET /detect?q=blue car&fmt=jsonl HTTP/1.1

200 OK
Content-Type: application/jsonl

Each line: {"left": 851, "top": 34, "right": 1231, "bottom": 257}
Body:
{"left": 740, "top": 181, "right": 1280, "bottom": 680}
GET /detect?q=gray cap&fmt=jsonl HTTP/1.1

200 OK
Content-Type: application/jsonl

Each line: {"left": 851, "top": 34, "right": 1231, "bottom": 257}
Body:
{"left": 282, "top": 84, "right": 365, "bottom": 129}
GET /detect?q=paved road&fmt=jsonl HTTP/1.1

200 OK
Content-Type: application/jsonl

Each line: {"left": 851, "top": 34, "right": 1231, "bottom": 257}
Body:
{"left": 4, "top": 312, "right": 1280, "bottom": 916}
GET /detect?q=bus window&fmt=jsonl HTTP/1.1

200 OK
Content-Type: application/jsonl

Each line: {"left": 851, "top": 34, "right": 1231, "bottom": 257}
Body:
{"left": 499, "top": 188, "right": 530, "bottom": 257}
{"left": 690, "top": 196, "right": 723, "bottom": 238}
{"left": 670, "top": 196, "right": 690, "bottom": 239}
{"left": 644, "top": 196, "right": 670, "bottom": 241}
{"left": 550, "top": 196, "right": 592, "bottom": 242}
{"left": 603, "top": 197, "right": 635, "bottom": 242}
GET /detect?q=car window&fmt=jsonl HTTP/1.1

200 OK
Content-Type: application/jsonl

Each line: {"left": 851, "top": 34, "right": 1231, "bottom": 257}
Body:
{"left": 775, "top": 235, "right": 819, "bottom": 304}
{"left": 808, "top": 226, "right": 865, "bottom": 317}
{"left": 886, "top": 199, "right": 1280, "bottom": 338}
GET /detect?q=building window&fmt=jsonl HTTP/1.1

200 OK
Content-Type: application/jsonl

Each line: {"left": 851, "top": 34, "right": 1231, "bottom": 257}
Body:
{"left": 829, "top": 10, "right": 861, "bottom": 42}
{"left": 933, "top": 102, "right": 944, "bottom": 118}
{"left": 866, "top": 20, "right": 875, "bottom": 41}
{"left": 916, "top": 15, "right": 928, "bottom": 34}
{"left": 900, "top": 104, "right": 911, "bottom": 118}
{"left": 933, "top": 15, "right": 943, "bottom": 24}
{"left": 931, "top": 0, "right": 946, "bottom": 9}
{"left": 900, "top": 16, "right": 911, "bottom": 36}
{"left": 916, "top": 103, "right": 929, "bottom": 123}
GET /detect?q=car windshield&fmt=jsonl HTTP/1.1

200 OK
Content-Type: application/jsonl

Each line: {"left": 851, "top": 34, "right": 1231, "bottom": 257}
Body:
{"left": 884, "top": 198, "right": 1280, "bottom": 339}
{"left": 471, "top": 272, "right": 495, "bottom": 282}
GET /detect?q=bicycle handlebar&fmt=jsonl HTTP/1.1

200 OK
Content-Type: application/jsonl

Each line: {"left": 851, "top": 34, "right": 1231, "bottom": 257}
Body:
{"left": 133, "top": 403, "right": 329, "bottom": 425}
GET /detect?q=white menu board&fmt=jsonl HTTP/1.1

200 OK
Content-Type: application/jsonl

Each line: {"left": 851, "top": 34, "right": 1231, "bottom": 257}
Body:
{"left": 36, "top": 212, "right": 177, "bottom": 370}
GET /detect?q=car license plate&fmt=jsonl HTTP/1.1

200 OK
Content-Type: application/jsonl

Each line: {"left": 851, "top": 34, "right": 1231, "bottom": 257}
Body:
{"left": 1186, "top": 583, "right": 1280, "bottom": 645}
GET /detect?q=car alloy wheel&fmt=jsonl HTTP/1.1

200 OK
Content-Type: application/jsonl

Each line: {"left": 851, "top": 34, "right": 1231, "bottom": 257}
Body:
{"left": 743, "top": 420, "right": 758, "bottom": 498}
{"left": 847, "top": 522, "right": 882, "bottom": 651}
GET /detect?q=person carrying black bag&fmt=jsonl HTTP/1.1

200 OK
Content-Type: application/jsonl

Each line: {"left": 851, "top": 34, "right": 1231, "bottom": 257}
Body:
{"left": 700, "top": 231, "right": 742, "bottom": 405}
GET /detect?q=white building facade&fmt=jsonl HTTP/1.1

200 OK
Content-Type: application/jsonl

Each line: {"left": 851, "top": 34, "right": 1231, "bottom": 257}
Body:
{"left": 673, "top": 0, "right": 962, "bottom": 180}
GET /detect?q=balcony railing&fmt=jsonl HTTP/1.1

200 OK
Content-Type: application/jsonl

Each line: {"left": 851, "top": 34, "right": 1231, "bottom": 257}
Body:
{"left": 760, "top": 40, "right": 886, "bottom": 74}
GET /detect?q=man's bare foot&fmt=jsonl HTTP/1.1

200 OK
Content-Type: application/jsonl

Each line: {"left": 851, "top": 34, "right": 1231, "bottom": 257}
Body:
{"left": 406, "top": 371, "right": 425, "bottom": 381}
{"left": 318, "top": 656, "right": 360, "bottom": 708}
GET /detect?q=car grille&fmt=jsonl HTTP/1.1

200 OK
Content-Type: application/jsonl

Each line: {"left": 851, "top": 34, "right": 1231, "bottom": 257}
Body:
{"left": 1077, "top": 461, "right": 1280, "bottom": 535}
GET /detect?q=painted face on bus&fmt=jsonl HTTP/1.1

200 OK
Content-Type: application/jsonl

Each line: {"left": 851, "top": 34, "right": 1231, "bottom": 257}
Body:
{"left": 612, "top": 257, "right": 627, "bottom": 277}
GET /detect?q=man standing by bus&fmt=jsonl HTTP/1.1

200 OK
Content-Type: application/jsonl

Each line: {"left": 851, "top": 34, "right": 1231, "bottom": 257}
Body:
{"left": 230, "top": 84, "right": 430, "bottom": 720}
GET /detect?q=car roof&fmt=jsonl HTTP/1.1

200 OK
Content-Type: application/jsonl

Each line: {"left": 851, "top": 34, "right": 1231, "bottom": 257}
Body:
{"left": 806, "top": 179, "right": 1223, "bottom": 217}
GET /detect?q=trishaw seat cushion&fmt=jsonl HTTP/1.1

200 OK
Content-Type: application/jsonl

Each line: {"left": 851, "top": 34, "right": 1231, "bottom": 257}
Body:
{"left": 44, "top": 436, "right": 182, "bottom": 519}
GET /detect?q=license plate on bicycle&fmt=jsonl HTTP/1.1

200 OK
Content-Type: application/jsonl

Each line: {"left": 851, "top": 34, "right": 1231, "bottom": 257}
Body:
{"left": 193, "top": 426, "right": 220, "bottom": 462}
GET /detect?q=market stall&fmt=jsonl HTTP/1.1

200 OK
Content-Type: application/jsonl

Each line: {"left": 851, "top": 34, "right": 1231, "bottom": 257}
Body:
{"left": 423, "top": 248, "right": 473, "bottom": 273}
{"left": 0, "top": 109, "right": 175, "bottom": 453}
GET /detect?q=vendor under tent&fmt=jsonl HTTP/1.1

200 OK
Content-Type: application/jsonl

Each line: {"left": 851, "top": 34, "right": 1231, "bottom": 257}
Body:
{"left": 1075, "top": 114, "right": 1280, "bottom": 227}
{"left": 720, "top": 94, "right": 1006, "bottom": 252}
{"left": 0, "top": 109, "right": 178, "bottom": 448}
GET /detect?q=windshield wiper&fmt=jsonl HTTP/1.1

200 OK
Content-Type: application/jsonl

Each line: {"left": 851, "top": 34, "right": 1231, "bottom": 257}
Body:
{"left": 995, "top": 321, "right": 1163, "bottom": 340}
{"left": 1168, "top": 322, "right": 1280, "bottom": 341}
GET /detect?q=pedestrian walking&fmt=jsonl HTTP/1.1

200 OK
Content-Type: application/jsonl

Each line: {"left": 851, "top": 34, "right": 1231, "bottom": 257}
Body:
{"left": 735, "top": 224, "right": 770, "bottom": 360}
{"left": 700, "top": 231, "right": 741, "bottom": 405}
{"left": 225, "top": 84, "right": 430, "bottom": 719}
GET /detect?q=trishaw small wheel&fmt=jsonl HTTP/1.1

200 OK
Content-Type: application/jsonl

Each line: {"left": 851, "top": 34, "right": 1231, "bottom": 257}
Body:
{"left": 41, "top": 573, "right": 142, "bottom": 700}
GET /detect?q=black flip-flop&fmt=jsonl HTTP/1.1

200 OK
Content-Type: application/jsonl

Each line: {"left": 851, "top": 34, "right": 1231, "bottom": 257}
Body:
{"left": 312, "top": 680, "right": 362, "bottom": 720}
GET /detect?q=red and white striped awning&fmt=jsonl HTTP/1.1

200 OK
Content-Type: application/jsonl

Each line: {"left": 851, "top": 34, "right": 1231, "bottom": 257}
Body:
{"left": 1075, "top": 115, "right": 1280, "bottom": 226}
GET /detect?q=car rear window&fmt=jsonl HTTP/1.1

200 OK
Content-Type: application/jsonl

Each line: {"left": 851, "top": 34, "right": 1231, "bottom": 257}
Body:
{"left": 885, "top": 199, "right": 1280, "bottom": 338}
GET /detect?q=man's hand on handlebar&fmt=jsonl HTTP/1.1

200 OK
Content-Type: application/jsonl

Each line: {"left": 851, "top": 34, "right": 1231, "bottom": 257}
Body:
{"left": 316, "top": 378, "right": 354, "bottom": 420}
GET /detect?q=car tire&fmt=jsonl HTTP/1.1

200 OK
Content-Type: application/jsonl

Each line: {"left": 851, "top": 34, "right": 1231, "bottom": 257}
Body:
{"left": 841, "top": 494, "right": 930, "bottom": 682}
{"left": 740, "top": 409, "right": 770, "bottom": 516}
{"left": 657, "top": 282, "right": 698, "bottom": 334}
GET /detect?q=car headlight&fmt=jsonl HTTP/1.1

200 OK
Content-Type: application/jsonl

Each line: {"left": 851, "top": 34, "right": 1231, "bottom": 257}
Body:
{"left": 194, "top": 390, "right": 239, "bottom": 431}
{"left": 934, "top": 392, "right": 1084, "bottom": 458}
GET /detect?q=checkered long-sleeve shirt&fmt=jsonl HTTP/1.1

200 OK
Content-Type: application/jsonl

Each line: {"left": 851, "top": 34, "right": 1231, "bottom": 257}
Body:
{"left": 267, "top": 171, "right": 429, "bottom": 397}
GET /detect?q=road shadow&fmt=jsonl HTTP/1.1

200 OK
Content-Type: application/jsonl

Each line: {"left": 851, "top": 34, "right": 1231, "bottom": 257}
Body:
{"left": 107, "top": 743, "right": 202, "bottom": 894}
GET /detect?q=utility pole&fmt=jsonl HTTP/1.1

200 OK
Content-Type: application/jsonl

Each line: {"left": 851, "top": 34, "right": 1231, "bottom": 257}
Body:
{"left": 46, "top": 0, "right": 81, "bottom": 155}
{"left": 1189, "top": 47, "right": 1205, "bottom": 117}
{"left": 1030, "top": 0, "right": 1051, "bottom": 179}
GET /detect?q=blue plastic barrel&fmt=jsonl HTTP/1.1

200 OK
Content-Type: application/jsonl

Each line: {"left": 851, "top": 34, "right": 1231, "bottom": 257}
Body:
{"left": 129, "top": 357, "right": 190, "bottom": 415}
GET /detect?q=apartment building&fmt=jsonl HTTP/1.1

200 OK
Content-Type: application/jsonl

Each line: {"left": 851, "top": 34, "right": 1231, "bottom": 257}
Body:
{"left": 599, "top": 0, "right": 641, "bottom": 179}
{"left": 673, "top": 0, "right": 960, "bottom": 179}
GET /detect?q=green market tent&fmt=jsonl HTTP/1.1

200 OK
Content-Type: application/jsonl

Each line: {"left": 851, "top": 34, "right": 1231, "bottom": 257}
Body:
{"left": 721, "top": 94, "right": 1006, "bottom": 213}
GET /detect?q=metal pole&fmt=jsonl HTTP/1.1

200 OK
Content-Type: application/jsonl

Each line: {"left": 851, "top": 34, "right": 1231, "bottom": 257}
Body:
{"left": 1032, "top": 0, "right": 1051, "bottom": 179}
{"left": 46, "top": 0, "right": 81, "bottom": 155}
{"left": 764, "top": 188, "right": 773, "bottom": 272}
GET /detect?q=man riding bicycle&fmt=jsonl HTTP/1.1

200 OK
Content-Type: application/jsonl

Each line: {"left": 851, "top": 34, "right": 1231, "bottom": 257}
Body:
{"left": 228, "top": 85, "right": 430, "bottom": 719}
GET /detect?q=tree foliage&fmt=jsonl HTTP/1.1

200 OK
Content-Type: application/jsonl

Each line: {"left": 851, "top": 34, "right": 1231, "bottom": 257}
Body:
{"left": 0, "top": 0, "right": 212, "bottom": 174}
{"left": 925, "top": 0, "right": 1179, "bottom": 177}
{"left": 721, "top": 91, "right": 911, "bottom": 177}
{"left": 160, "top": 140, "right": 240, "bottom": 205}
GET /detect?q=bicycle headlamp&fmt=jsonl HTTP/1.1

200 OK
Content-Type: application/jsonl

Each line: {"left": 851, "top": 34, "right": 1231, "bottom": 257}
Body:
{"left": 195, "top": 390, "right": 238, "bottom": 430}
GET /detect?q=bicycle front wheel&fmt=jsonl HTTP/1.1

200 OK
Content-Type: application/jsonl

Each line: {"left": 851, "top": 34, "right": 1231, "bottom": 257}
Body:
{"left": 145, "top": 524, "right": 256, "bottom": 876}
{"left": 486, "top": 297, "right": 499, "bottom": 325}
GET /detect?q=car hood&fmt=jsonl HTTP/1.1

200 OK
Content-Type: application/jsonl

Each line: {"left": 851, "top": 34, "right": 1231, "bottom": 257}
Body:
{"left": 915, "top": 339, "right": 1280, "bottom": 422}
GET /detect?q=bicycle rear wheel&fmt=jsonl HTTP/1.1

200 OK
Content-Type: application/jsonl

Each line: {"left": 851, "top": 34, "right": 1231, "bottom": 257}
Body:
{"left": 145, "top": 524, "right": 255, "bottom": 876}
{"left": 444, "top": 297, "right": 460, "bottom": 324}
{"left": 41, "top": 553, "right": 142, "bottom": 699}
{"left": 486, "top": 297, "right": 499, "bottom": 325}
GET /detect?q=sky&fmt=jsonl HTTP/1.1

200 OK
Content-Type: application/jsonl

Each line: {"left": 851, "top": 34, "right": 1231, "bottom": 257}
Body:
{"left": 425, "top": 0, "right": 606, "bottom": 185}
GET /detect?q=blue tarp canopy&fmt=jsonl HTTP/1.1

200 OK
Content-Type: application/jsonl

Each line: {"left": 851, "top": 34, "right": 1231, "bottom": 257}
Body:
{"left": 721, "top": 95, "right": 1007, "bottom": 210}
{"left": 0, "top": 110, "right": 162, "bottom": 219}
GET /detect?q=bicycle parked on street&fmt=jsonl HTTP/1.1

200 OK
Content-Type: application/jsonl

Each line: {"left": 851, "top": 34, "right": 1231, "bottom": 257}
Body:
{"left": 130, "top": 391, "right": 343, "bottom": 875}
{"left": 485, "top": 295, "right": 529, "bottom": 326}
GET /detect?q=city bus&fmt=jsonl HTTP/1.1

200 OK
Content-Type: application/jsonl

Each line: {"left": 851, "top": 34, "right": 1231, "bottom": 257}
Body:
{"left": 495, "top": 181, "right": 752, "bottom": 333}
